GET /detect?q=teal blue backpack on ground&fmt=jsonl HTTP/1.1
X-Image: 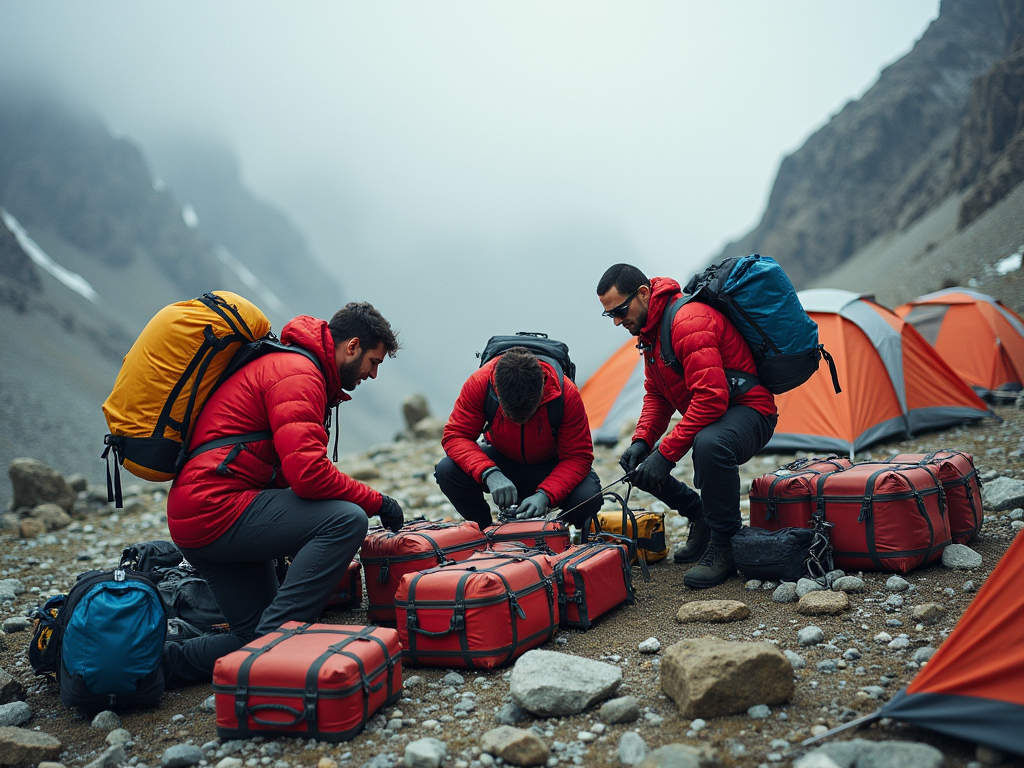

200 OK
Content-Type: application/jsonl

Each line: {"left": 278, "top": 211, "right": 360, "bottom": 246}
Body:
{"left": 663, "top": 254, "right": 841, "bottom": 395}
{"left": 52, "top": 554, "right": 166, "bottom": 712}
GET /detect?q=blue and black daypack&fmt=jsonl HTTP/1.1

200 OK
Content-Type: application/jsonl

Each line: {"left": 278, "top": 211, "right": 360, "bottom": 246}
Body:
{"left": 477, "top": 332, "right": 576, "bottom": 435}
{"left": 662, "top": 254, "right": 841, "bottom": 395}
{"left": 30, "top": 552, "right": 166, "bottom": 712}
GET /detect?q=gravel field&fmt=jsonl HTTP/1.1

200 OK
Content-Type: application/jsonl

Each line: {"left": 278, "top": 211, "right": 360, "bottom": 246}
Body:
{"left": 2, "top": 402, "right": 1023, "bottom": 768}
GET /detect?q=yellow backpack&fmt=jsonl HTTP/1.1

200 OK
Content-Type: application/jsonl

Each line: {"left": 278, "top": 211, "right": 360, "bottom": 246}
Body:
{"left": 102, "top": 291, "right": 272, "bottom": 494}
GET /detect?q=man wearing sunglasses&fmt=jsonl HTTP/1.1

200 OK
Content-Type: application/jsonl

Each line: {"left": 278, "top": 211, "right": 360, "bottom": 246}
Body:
{"left": 596, "top": 264, "right": 777, "bottom": 588}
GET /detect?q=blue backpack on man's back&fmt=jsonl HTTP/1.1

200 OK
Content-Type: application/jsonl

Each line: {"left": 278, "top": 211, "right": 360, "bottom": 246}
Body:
{"left": 661, "top": 254, "right": 841, "bottom": 395}
{"left": 30, "top": 551, "right": 166, "bottom": 712}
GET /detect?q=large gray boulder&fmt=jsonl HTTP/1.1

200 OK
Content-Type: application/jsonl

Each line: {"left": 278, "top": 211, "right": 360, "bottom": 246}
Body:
{"left": 8, "top": 459, "right": 75, "bottom": 514}
{"left": 0, "top": 726, "right": 62, "bottom": 765}
{"left": 981, "top": 476, "right": 1024, "bottom": 512}
{"left": 660, "top": 638, "right": 793, "bottom": 718}
{"left": 510, "top": 650, "right": 622, "bottom": 716}
{"left": 402, "top": 393, "right": 431, "bottom": 431}
{"left": 0, "top": 668, "right": 25, "bottom": 705}
{"left": 794, "top": 738, "right": 943, "bottom": 768}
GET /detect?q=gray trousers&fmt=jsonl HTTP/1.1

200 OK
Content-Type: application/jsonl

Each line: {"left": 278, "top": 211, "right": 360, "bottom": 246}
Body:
{"left": 162, "top": 488, "right": 369, "bottom": 686}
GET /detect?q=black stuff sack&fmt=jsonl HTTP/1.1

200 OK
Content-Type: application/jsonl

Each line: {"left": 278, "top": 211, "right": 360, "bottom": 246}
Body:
{"left": 731, "top": 526, "right": 815, "bottom": 583}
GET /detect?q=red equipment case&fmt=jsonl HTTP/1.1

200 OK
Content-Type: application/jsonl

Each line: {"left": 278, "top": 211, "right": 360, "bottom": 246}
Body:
{"left": 394, "top": 551, "right": 559, "bottom": 669}
{"left": 749, "top": 456, "right": 853, "bottom": 530}
{"left": 483, "top": 518, "right": 572, "bottom": 554}
{"left": 549, "top": 542, "right": 634, "bottom": 629}
{"left": 212, "top": 622, "right": 401, "bottom": 742}
{"left": 324, "top": 560, "right": 362, "bottom": 609}
{"left": 361, "top": 521, "right": 488, "bottom": 623}
{"left": 886, "top": 450, "right": 982, "bottom": 544}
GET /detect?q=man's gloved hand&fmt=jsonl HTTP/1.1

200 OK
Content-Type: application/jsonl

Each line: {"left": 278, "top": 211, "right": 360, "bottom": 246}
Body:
{"left": 619, "top": 439, "right": 651, "bottom": 476}
{"left": 515, "top": 491, "right": 550, "bottom": 519}
{"left": 378, "top": 496, "right": 405, "bottom": 533}
{"left": 631, "top": 450, "right": 675, "bottom": 493}
{"left": 484, "top": 469, "right": 518, "bottom": 510}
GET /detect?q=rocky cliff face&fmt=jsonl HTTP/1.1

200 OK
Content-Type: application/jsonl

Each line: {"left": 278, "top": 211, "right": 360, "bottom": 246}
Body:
{"left": 716, "top": 0, "right": 1012, "bottom": 287}
{"left": 0, "top": 217, "right": 40, "bottom": 311}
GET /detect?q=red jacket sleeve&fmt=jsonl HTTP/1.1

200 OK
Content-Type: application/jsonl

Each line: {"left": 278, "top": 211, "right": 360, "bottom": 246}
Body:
{"left": 537, "top": 380, "right": 594, "bottom": 505}
{"left": 441, "top": 368, "right": 496, "bottom": 483}
{"left": 266, "top": 364, "right": 383, "bottom": 514}
{"left": 657, "top": 307, "right": 731, "bottom": 462}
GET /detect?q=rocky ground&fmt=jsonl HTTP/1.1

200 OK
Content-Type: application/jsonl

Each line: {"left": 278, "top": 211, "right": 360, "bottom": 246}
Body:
{"left": 2, "top": 401, "right": 1024, "bottom": 768}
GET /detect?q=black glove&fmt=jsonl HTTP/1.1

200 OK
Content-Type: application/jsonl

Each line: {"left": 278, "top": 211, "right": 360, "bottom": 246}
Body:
{"left": 515, "top": 491, "right": 550, "bottom": 519}
{"left": 378, "top": 496, "right": 405, "bottom": 533}
{"left": 632, "top": 450, "right": 675, "bottom": 493}
{"left": 484, "top": 469, "right": 518, "bottom": 510}
{"left": 619, "top": 440, "right": 651, "bottom": 476}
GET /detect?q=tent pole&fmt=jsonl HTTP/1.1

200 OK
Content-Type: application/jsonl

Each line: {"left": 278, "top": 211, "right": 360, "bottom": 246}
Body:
{"left": 800, "top": 711, "right": 881, "bottom": 748}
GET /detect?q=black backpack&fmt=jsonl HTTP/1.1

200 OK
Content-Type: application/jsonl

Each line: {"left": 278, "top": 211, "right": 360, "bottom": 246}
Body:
{"left": 477, "top": 332, "right": 575, "bottom": 434}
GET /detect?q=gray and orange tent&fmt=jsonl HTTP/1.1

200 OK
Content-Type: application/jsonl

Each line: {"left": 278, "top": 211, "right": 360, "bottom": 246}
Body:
{"left": 895, "top": 287, "right": 1024, "bottom": 399}
{"left": 765, "top": 289, "right": 993, "bottom": 457}
{"left": 580, "top": 338, "right": 645, "bottom": 445}
{"left": 806, "top": 530, "right": 1024, "bottom": 755}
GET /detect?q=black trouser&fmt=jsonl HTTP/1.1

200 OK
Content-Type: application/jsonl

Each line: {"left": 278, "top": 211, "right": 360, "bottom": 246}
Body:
{"left": 434, "top": 445, "right": 603, "bottom": 528}
{"left": 162, "top": 489, "right": 369, "bottom": 687}
{"left": 647, "top": 406, "right": 774, "bottom": 548}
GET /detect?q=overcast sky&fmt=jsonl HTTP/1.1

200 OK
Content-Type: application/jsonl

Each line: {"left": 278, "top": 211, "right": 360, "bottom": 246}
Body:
{"left": 0, "top": 0, "right": 941, "bottom": 436}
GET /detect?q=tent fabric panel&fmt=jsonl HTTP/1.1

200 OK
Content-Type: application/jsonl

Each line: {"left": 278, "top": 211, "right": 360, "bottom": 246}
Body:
{"left": 843, "top": 300, "right": 907, "bottom": 413}
{"left": 907, "top": 405, "right": 991, "bottom": 434}
{"left": 981, "top": 303, "right": 1024, "bottom": 389}
{"left": 580, "top": 340, "right": 642, "bottom": 434}
{"left": 899, "top": 319, "right": 991, "bottom": 413}
{"left": 850, "top": 414, "right": 911, "bottom": 452}
{"left": 931, "top": 303, "right": 1002, "bottom": 391}
{"left": 591, "top": 361, "right": 646, "bottom": 445}
{"left": 880, "top": 690, "right": 1024, "bottom": 756}
{"left": 762, "top": 432, "right": 852, "bottom": 455}
{"left": 902, "top": 304, "right": 948, "bottom": 346}
{"left": 798, "top": 288, "right": 863, "bottom": 314}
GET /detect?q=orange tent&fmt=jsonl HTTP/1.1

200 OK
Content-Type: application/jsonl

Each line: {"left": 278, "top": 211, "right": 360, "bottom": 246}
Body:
{"left": 810, "top": 529, "right": 1024, "bottom": 755}
{"left": 764, "top": 290, "right": 993, "bottom": 457}
{"left": 580, "top": 338, "right": 644, "bottom": 445}
{"left": 895, "top": 288, "right": 1024, "bottom": 398}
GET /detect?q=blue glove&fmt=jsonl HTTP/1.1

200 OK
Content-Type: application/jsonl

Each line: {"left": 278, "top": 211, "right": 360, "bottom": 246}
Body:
{"left": 484, "top": 469, "right": 518, "bottom": 510}
{"left": 619, "top": 440, "right": 651, "bottom": 475}
{"left": 632, "top": 450, "right": 675, "bottom": 492}
{"left": 515, "top": 491, "right": 550, "bottom": 519}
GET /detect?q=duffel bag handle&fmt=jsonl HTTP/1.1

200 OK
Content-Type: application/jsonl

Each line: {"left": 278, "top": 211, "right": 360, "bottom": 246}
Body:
{"left": 247, "top": 703, "right": 305, "bottom": 727}
{"left": 584, "top": 491, "right": 648, "bottom": 582}
{"left": 406, "top": 609, "right": 465, "bottom": 636}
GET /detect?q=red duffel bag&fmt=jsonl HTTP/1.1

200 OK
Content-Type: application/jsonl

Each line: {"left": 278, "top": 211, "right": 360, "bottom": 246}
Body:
{"left": 483, "top": 517, "right": 572, "bottom": 554}
{"left": 749, "top": 456, "right": 853, "bottom": 530}
{"left": 213, "top": 622, "right": 401, "bottom": 742}
{"left": 324, "top": 560, "right": 362, "bottom": 610}
{"left": 362, "top": 521, "right": 488, "bottom": 623}
{"left": 886, "top": 450, "right": 982, "bottom": 544}
{"left": 549, "top": 542, "right": 634, "bottom": 630}
{"left": 394, "top": 551, "right": 559, "bottom": 669}
{"left": 815, "top": 462, "right": 951, "bottom": 574}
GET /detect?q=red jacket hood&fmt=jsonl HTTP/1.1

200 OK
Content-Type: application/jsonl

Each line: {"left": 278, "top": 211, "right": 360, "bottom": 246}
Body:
{"left": 638, "top": 276, "right": 682, "bottom": 346}
{"left": 280, "top": 316, "right": 349, "bottom": 406}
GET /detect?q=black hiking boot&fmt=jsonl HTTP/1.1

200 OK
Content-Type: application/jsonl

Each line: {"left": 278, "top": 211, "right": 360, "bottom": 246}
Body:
{"left": 683, "top": 541, "right": 736, "bottom": 589}
{"left": 672, "top": 515, "right": 711, "bottom": 564}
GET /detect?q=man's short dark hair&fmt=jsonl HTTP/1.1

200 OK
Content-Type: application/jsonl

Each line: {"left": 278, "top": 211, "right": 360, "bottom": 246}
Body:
{"left": 328, "top": 302, "right": 401, "bottom": 357}
{"left": 597, "top": 264, "right": 649, "bottom": 297}
{"left": 494, "top": 347, "right": 544, "bottom": 424}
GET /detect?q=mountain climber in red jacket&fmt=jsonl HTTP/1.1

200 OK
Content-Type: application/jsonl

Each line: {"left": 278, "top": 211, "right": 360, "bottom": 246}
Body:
{"left": 597, "top": 264, "right": 777, "bottom": 588}
{"left": 163, "top": 302, "right": 402, "bottom": 685}
{"left": 435, "top": 347, "right": 602, "bottom": 528}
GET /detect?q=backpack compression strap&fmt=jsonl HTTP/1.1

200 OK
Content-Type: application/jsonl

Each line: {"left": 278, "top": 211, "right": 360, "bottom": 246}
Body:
{"left": 483, "top": 355, "right": 565, "bottom": 437}
{"left": 658, "top": 295, "right": 761, "bottom": 400}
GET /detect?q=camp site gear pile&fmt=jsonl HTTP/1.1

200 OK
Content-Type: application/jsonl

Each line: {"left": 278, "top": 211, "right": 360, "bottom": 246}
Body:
{"left": 102, "top": 292, "right": 272, "bottom": 486}
{"left": 751, "top": 461, "right": 950, "bottom": 574}
{"left": 749, "top": 456, "right": 854, "bottom": 530}
{"left": 361, "top": 521, "right": 488, "bottom": 623}
{"left": 483, "top": 517, "right": 572, "bottom": 554}
{"left": 54, "top": 563, "right": 167, "bottom": 712}
{"left": 325, "top": 560, "right": 363, "bottom": 609}
{"left": 548, "top": 542, "right": 634, "bottom": 629}
{"left": 213, "top": 622, "right": 401, "bottom": 742}
{"left": 394, "top": 551, "right": 559, "bottom": 669}
{"left": 886, "top": 450, "right": 982, "bottom": 544}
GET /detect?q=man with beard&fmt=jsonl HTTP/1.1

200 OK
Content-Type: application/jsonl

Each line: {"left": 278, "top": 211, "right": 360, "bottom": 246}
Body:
{"left": 596, "top": 264, "right": 777, "bottom": 589}
{"left": 163, "top": 302, "right": 402, "bottom": 684}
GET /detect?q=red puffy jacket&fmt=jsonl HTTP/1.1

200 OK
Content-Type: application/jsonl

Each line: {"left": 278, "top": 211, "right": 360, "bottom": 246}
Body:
{"left": 441, "top": 358, "right": 594, "bottom": 505}
{"left": 167, "top": 316, "right": 383, "bottom": 548}
{"left": 633, "top": 277, "right": 777, "bottom": 462}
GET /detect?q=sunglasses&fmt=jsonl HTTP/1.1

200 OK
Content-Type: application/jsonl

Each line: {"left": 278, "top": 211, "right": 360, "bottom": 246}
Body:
{"left": 602, "top": 288, "right": 640, "bottom": 319}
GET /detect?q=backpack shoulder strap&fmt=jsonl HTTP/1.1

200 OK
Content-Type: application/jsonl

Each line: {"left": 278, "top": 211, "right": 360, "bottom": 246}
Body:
{"left": 659, "top": 295, "right": 691, "bottom": 376}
